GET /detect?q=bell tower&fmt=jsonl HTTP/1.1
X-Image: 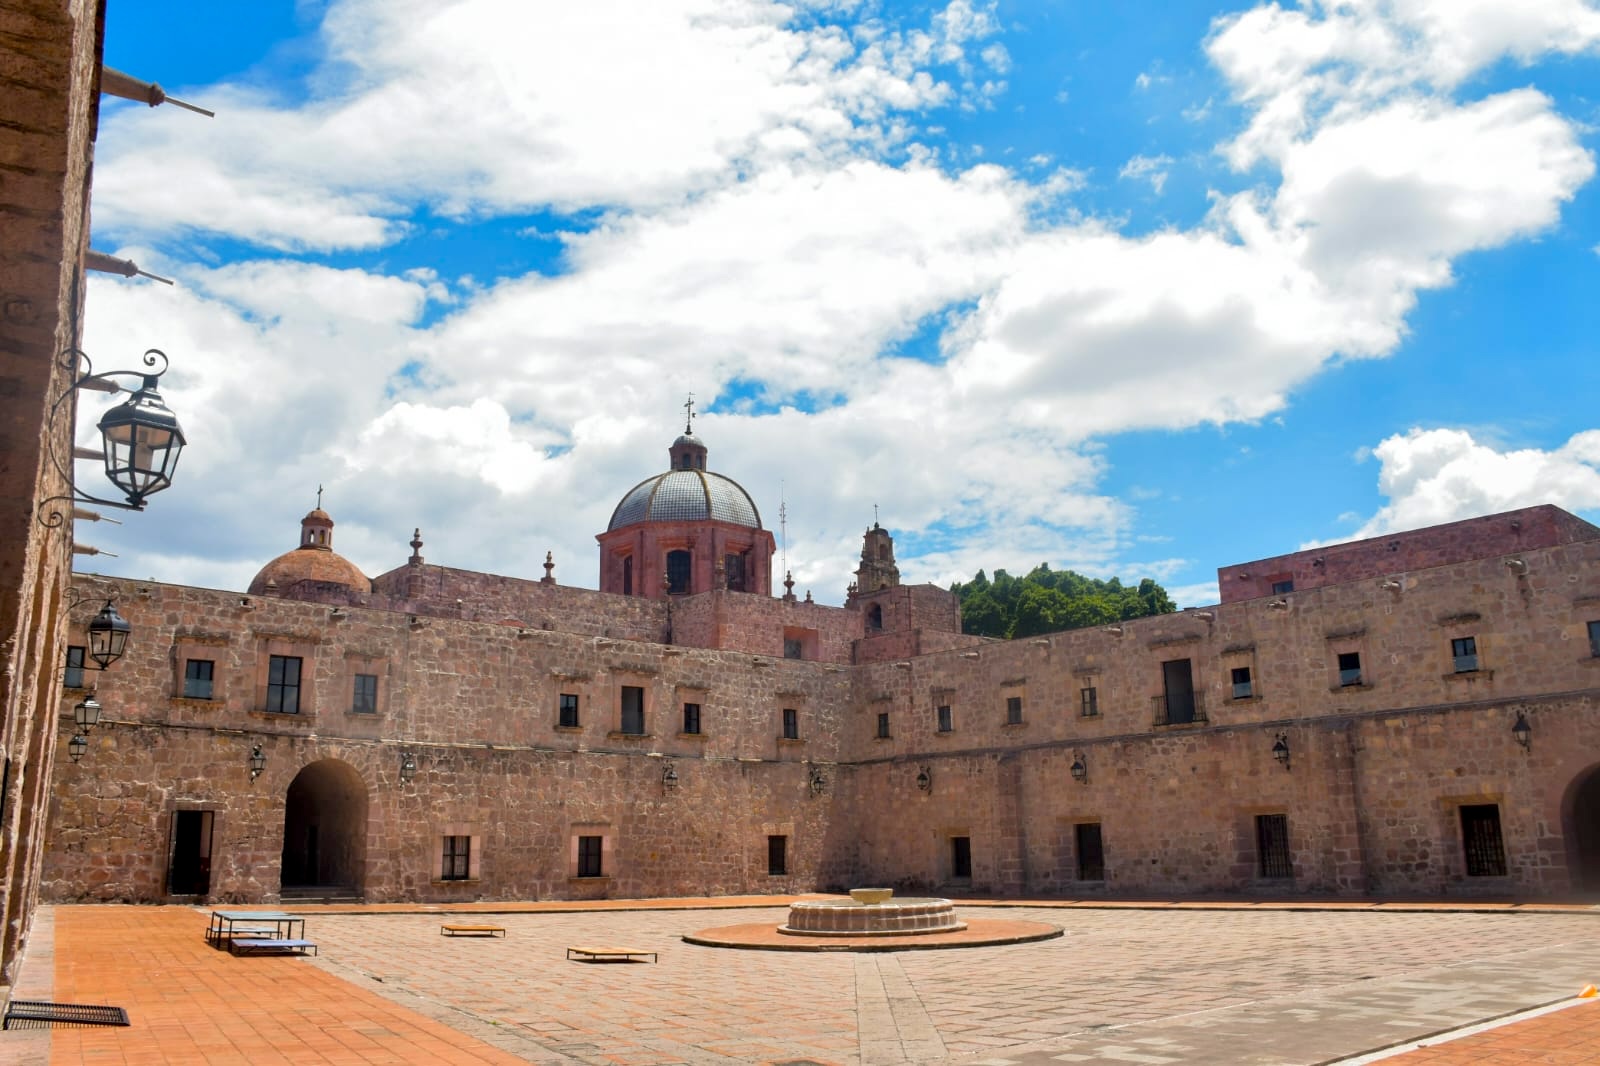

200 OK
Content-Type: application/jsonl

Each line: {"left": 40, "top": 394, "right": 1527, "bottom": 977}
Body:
{"left": 849, "top": 521, "right": 900, "bottom": 601}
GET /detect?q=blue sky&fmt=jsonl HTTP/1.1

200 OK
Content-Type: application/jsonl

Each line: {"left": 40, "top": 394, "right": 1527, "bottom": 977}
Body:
{"left": 82, "top": 0, "right": 1600, "bottom": 607}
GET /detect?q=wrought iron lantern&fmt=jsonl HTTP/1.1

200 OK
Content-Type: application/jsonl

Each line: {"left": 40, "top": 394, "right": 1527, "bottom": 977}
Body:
{"left": 248, "top": 744, "right": 267, "bottom": 781}
{"left": 808, "top": 766, "right": 827, "bottom": 796}
{"left": 662, "top": 760, "right": 679, "bottom": 792}
{"left": 67, "top": 733, "right": 88, "bottom": 763}
{"left": 1070, "top": 753, "right": 1088, "bottom": 784}
{"left": 73, "top": 697, "right": 102, "bottom": 733}
{"left": 399, "top": 751, "right": 418, "bottom": 782}
{"left": 1271, "top": 733, "right": 1291, "bottom": 771}
{"left": 915, "top": 766, "right": 932, "bottom": 792}
{"left": 85, "top": 600, "right": 131, "bottom": 668}
{"left": 1512, "top": 711, "right": 1531, "bottom": 751}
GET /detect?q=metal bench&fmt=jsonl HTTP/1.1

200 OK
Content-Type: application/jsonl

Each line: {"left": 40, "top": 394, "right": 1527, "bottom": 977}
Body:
{"left": 566, "top": 946, "right": 656, "bottom": 963}
{"left": 229, "top": 937, "right": 318, "bottom": 957}
{"left": 442, "top": 923, "right": 505, "bottom": 937}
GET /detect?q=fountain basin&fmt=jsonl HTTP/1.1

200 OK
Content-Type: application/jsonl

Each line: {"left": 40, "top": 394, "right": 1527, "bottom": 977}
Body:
{"left": 780, "top": 895, "right": 966, "bottom": 937}
{"left": 850, "top": 887, "right": 893, "bottom": 905}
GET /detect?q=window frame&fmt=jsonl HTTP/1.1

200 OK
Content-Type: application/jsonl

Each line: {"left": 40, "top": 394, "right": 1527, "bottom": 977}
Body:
{"left": 63, "top": 645, "right": 86, "bottom": 689}
{"left": 876, "top": 712, "right": 890, "bottom": 739}
{"left": 1230, "top": 666, "right": 1253, "bottom": 700}
{"left": 681, "top": 701, "right": 701, "bottom": 735}
{"left": 266, "top": 654, "right": 303, "bottom": 714}
{"left": 619, "top": 685, "right": 645, "bottom": 735}
{"left": 183, "top": 658, "right": 215, "bottom": 700}
{"left": 781, "top": 707, "right": 799, "bottom": 740}
{"left": 1005, "top": 695, "right": 1023, "bottom": 725}
{"left": 1337, "top": 651, "right": 1363, "bottom": 687}
{"left": 576, "top": 834, "right": 604, "bottom": 878}
{"left": 558, "top": 692, "right": 580, "bottom": 729}
{"left": 1080, "top": 686, "right": 1098, "bottom": 718}
{"left": 936, "top": 704, "right": 953, "bottom": 733}
{"left": 1589, "top": 620, "right": 1600, "bottom": 659}
{"left": 1451, "top": 636, "right": 1479, "bottom": 673}
{"left": 351, "top": 672, "right": 378, "bottom": 714}
{"left": 440, "top": 835, "right": 472, "bottom": 881}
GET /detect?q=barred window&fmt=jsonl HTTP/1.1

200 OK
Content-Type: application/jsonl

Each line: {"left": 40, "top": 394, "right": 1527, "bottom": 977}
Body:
{"left": 558, "top": 693, "right": 579, "bottom": 728}
{"left": 782, "top": 708, "right": 799, "bottom": 740}
{"left": 441, "top": 836, "right": 471, "bottom": 881}
{"left": 936, "top": 704, "right": 953, "bottom": 732}
{"left": 682, "top": 702, "right": 701, "bottom": 735}
{"left": 1255, "top": 814, "right": 1292, "bottom": 879}
{"left": 351, "top": 673, "right": 377, "bottom": 714}
{"left": 1005, "top": 696, "right": 1023, "bottom": 725}
{"left": 1461, "top": 804, "right": 1507, "bottom": 877}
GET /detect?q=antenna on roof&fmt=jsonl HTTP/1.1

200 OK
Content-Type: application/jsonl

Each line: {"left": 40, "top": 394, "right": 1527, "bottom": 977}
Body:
{"left": 779, "top": 483, "right": 788, "bottom": 580}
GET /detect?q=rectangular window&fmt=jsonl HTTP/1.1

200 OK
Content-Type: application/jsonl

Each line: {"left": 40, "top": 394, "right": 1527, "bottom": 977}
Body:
{"left": 1075, "top": 822, "right": 1105, "bottom": 881}
{"left": 1005, "top": 696, "right": 1023, "bottom": 725}
{"left": 876, "top": 712, "right": 890, "bottom": 739}
{"left": 936, "top": 704, "right": 953, "bottom": 733}
{"left": 1255, "top": 814, "right": 1293, "bottom": 879}
{"left": 558, "top": 693, "right": 579, "bottom": 728}
{"left": 1231, "top": 666, "right": 1253, "bottom": 700}
{"left": 1589, "top": 620, "right": 1600, "bottom": 658}
{"left": 183, "top": 659, "right": 215, "bottom": 700}
{"left": 1337, "top": 652, "right": 1363, "bottom": 687}
{"left": 1080, "top": 686, "right": 1098, "bottom": 717}
{"left": 1461, "top": 804, "right": 1508, "bottom": 877}
{"left": 1270, "top": 579, "right": 1294, "bottom": 594}
{"left": 1452, "top": 636, "right": 1479, "bottom": 673}
{"left": 1159, "top": 658, "right": 1196, "bottom": 724}
{"left": 63, "top": 645, "right": 86, "bottom": 688}
{"left": 441, "top": 835, "right": 471, "bottom": 881}
{"left": 266, "top": 655, "right": 302, "bottom": 714}
{"left": 351, "top": 673, "right": 378, "bottom": 714}
{"left": 951, "top": 836, "right": 972, "bottom": 879}
{"left": 784, "top": 638, "right": 803, "bottom": 660}
{"left": 620, "top": 686, "right": 644, "bottom": 734}
{"left": 682, "top": 702, "right": 701, "bottom": 735}
{"left": 782, "top": 707, "right": 799, "bottom": 740}
{"left": 577, "top": 835, "right": 603, "bottom": 878}
{"left": 767, "top": 834, "right": 787, "bottom": 876}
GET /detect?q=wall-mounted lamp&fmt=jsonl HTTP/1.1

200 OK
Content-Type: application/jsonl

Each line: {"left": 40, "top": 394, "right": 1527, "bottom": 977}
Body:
{"left": 248, "top": 744, "right": 266, "bottom": 781}
{"left": 85, "top": 600, "right": 131, "bottom": 668}
{"left": 399, "top": 750, "right": 418, "bottom": 781}
{"left": 662, "top": 760, "right": 679, "bottom": 792}
{"left": 38, "top": 348, "right": 187, "bottom": 528}
{"left": 1271, "top": 733, "right": 1291, "bottom": 771}
{"left": 73, "top": 696, "right": 102, "bottom": 733}
{"left": 808, "top": 766, "right": 827, "bottom": 796}
{"left": 1511, "top": 711, "right": 1531, "bottom": 752}
{"left": 915, "top": 765, "right": 932, "bottom": 792}
{"left": 67, "top": 733, "right": 87, "bottom": 763}
{"left": 1070, "top": 752, "right": 1088, "bottom": 784}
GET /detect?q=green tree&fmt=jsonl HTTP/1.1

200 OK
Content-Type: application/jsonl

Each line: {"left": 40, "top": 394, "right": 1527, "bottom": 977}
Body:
{"left": 952, "top": 565, "right": 1177, "bottom": 637}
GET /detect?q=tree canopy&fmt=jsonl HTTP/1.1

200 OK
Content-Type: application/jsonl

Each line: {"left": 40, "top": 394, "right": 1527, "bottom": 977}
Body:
{"left": 950, "top": 564, "right": 1177, "bottom": 639}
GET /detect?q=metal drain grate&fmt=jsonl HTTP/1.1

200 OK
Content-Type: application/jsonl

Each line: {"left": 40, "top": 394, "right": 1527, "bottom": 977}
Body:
{"left": 3, "top": 1000, "right": 130, "bottom": 1029}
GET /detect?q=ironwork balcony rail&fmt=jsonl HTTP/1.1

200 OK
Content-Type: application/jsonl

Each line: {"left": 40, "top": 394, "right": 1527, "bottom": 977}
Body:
{"left": 1151, "top": 691, "right": 1208, "bottom": 727}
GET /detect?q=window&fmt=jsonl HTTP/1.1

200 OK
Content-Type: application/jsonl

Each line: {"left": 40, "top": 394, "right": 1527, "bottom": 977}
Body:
{"left": 266, "top": 655, "right": 302, "bottom": 714}
{"left": 1159, "top": 658, "right": 1197, "bottom": 724}
{"left": 876, "top": 712, "right": 890, "bottom": 739}
{"left": 558, "top": 693, "right": 579, "bottom": 728}
{"left": 183, "top": 659, "right": 215, "bottom": 700}
{"left": 622, "top": 555, "right": 633, "bottom": 596}
{"left": 1231, "top": 666, "right": 1253, "bottom": 700}
{"left": 1460, "top": 804, "right": 1507, "bottom": 876}
{"left": 1075, "top": 822, "right": 1104, "bottom": 881}
{"left": 936, "top": 704, "right": 953, "bottom": 733}
{"left": 782, "top": 707, "right": 799, "bottom": 740}
{"left": 1005, "top": 696, "right": 1023, "bottom": 725}
{"left": 1080, "top": 687, "right": 1098, "bottom": 717}
{"left": 63, "top": 645, "right": 86, "bottom": 688}
{"left": 682, "top": 702, "right": 701, "bottom": 735}
{"left": 1589, "top": 620, "right": 1600, "bottom": 658}
{"left": 767, "top": 835, "right": 787, "bottom": 876}
{"left": 1270, "top": 579, "right": 1294, "bottom": 594}
{"left": 1337, "top": 652, "right": 1363, "bottom": 687}
{"left": 351, "top": 673, "right": 377, "bottom": 714}
{"left": 620, "top": 686, "right": 644, "bottom": 734}
{"left": 783, "top": 637, "right": 803, "bottom": 659}
{"left": 441, "top": 836, "right": 471, "bottom": 881}
{"left": 1452, "top": 636, "right": 1479, "bottom": 673}
{"left": 950, "top": 836, "right": 972, "bottom": 879}
{"left": 725, "top": 552, "right": 746, "bottom": 593}
{"left": 666, "top": 549, "right": 691, "bottom": 595}
{"left": 866, "top": 604, "right": 883, "bottom": 631}
{"left": 577, "top": 835, "right": 603, "bottom": 878}
{"left": 1255, "top": 814, "right": 1292, "bottom": 879}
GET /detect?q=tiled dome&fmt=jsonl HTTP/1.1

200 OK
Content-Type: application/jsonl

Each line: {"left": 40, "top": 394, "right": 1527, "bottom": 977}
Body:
{"left": 607, "top": 469, "right": 763, "bottom": 531}
{"left": 248, "top": 506, "right": 371, "bottom": 596}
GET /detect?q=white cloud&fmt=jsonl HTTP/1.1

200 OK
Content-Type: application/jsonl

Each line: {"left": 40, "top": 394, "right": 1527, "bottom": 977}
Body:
{"left": 1118, "top": 153, "right": 1175, "bottom": 193}
{"left": 1332, "top": 427, "right": 1600, "bottom": 541}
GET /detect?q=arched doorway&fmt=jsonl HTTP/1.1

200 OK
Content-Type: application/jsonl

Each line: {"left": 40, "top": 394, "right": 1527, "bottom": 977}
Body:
{"left": 281, "top": 759, "right": 368, "bottom": 898}
{"left": 1565, "top": 765, "right": 1600, "bottom": 894}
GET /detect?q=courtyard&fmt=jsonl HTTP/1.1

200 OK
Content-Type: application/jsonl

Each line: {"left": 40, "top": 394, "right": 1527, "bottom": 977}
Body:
{"left": 2, "top": 898, "right": 1597, "bottom": 1065}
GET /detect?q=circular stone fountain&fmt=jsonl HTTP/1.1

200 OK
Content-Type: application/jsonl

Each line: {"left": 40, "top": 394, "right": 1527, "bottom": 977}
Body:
{"left": 778, "top": 888, "right": 967, "bottom": 937}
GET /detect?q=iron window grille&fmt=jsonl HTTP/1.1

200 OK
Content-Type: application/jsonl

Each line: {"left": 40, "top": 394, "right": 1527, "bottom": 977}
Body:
{"left": 783, "top": 638, "right": 803, "bottom": 660}
{"left": 1080, "top": 687, "right": 1098, "bottom": 717}
{"left": 682, "top": 702, "right": 701, "bottom": 735}
{"left": 441, "top": 835, "right": 470, "bottom": 880}
{"left": 63, "top": 645, "right": 86, "bottom": 689}
{"left": 1255, "top": 813, "right": 1293, "bottom": 879}
{"left": 1270, "top": 579, "right": 1294, "bottom": 594}
{"left": 1151, "top": 692, "right": 1207, "bottom": 727}
{"left": 1452, "top": 636, "right": 1479, "bottom": 673}
{"left": 1460, "top": 804, "right": 1508, "bottom": 876}
{"left": 767, "top": 834, "right": 787, "bottom": 875}
{"left": 266, "top": 655, "right": 302, "bottom": 714}
{"left": 183, "top": 659, "right": 214, "bottom": 700}
{"left": 1075, "top": 822, "right": 1105, "bottom": 881}
{"left": 1337, "top": 652, "right": 1363, "bottom": 687}
{"left": 1231, "top": 667, "right": 1253, "bottom": 700}
{"left": 1005, "top": 696, "right": 1023, "bottom": 725}
{"left": 782, "top": 707, "right": 799, "bottom": 740}
{"left": 558, "top": 693, "right": 579, "bottom": 728}
{"left": 577, "top": 835, "right": 603, "bottom": 877}
{"left": 936, "top": 704, "right": 953, "bottom": 732}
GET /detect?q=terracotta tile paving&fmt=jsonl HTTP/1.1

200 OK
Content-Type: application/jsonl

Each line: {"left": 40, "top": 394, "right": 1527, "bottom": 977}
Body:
{"left": 5, "top": 898, "right": 1598, "bottom": 1065}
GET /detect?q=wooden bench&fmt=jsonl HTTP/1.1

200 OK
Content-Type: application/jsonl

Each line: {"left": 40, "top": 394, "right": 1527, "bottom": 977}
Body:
{"left": 566, "top": 946, "right": 656, "bottom": 964}
{"left": 441, "top": 923, "right": 505, "bottom": 937}
{"left": 230, "top": 937, "right": 318, "bottom": 957}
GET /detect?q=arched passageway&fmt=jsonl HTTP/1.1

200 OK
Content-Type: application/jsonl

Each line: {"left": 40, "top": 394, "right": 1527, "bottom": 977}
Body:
{"left": 281, "top": 759, "right": 368, "bottom": 896}
{"left": 1566, "top": 765, "right": 1600, "bottom": 893}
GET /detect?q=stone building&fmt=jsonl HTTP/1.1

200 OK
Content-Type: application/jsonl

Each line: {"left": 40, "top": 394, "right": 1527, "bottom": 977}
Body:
{"left": 41, "top": 411, "right": 1600, "bottom": 902}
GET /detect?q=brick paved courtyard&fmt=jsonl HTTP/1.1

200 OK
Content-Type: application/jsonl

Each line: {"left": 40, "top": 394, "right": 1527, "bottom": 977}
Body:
{"left": 5, "top": 901, "right": 1598, "bottom": 1064}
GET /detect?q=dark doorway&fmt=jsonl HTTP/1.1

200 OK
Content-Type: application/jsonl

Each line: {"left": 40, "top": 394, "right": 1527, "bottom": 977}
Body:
{"left": 1568, "top": 767, "right": 1600, "bottom": 892}
{"left": 1161, "top": 658, "right": 1196, "bottom": 724}
{"left": 167, "top": 810, "right": 214, "bottom": 896}
{"left": 281, "top": 759, "right": 368, "bottom": 897}
{"left": 666, "top": 550, "right": 691, "bottom": 595}
{"left": 951, "top": 836, "right": 972, "bottom": 879}
{"left": 622, "top": 556, "right": 633, "bottom": 596}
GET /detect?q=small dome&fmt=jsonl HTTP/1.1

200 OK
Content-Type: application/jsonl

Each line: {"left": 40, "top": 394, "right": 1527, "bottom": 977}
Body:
{"left": 248, "top": 504, "right": 371, "bottom": 597}
{"left": 607, "top": 470, "right": 762, "bottom": 531}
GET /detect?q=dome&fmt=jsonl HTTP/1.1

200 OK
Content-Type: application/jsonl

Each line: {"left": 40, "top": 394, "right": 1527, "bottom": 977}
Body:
{"left": 248, "top": 505, "right": 372, "bottom": 597}
{"left": 607, "top": 469, "right": 763, "bottom": 531}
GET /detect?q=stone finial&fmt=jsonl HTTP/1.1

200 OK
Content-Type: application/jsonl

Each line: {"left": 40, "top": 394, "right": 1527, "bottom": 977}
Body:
{"left": 409, "top": 528, "right": 424, "bottom": 566}
{"left": 782, "top": 569, "right": 797, "bottom": 603}
{"left": 541, "top": 551, "right": 556, "bottom": 585}
{"left": 804, "top": 590, "right": 813, "bottom": 603}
